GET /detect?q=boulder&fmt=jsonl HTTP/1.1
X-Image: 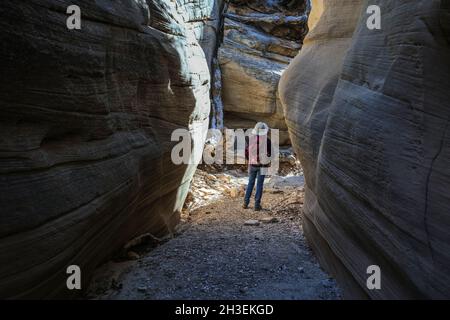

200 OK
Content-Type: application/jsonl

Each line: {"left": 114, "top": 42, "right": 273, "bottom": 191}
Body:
{"left": 0, "top": 0, "right": 212, "bottom": 298}
{"left": 279, "top": 0, "right": 450, "bottom": 299}
{"left": 244, "top": 220, "right": 260, "bottom": 226}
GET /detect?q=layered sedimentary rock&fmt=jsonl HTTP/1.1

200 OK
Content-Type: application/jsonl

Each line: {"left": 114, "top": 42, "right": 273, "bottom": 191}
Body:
{"left": 180, "top": 0, "right": 225, "bottom": 130}
{"left": 0, "top": 0, "right": 213, "bottom": 298}
{"left": 179, "top": 0, "right": 224, "bottom": 68}
{"left": 218, "top": 0, "right": 310, "bottom": 145}
{"left": 280, "top": 0, "right": 450, "bottom": 298}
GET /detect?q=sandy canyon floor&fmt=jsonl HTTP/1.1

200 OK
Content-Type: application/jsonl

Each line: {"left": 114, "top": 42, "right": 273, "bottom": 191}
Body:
{"left": 87, "top": 153, "right": 341, "bottom": 300}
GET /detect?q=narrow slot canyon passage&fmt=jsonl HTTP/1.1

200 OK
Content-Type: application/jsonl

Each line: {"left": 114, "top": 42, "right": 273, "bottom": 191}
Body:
{"left": 87, "top": 157, "right": 341, "bottom": 299}
{"left": 85, "top": 0, "right": 343, "bottom": 300}
{"left": 2, "top": 0, "right": 449, "bottom": 301}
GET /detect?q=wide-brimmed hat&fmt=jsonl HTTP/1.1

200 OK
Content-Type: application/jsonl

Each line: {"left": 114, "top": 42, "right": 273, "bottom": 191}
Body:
{"left": 252, "top": 122, "right": 269, "bottom": 136}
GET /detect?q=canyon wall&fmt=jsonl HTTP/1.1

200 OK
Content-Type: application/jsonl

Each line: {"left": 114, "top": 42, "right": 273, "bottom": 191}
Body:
{"left": 0, "top": 0, "right": 214, "bottom": 298}
{"left": 280, "top": 0, "right": 450, "bottom": 298}
{"left": 180, "top": 0, "right": 224, "bottom": 69}
{"left": 218, "top": 0, "right": 310, "bottom": 145}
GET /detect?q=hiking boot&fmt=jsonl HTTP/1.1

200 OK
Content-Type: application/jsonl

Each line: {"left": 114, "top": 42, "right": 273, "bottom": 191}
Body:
{"left": 254, "top": 205, "right": 262, "bottom": 211}
{"left": 243, "top": 203, "right": 249, "bottom": 209}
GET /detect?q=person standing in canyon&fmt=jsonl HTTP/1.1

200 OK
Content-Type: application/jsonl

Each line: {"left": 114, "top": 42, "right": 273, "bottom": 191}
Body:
{"left": 243, "top": 122, "right": 272, "bottom": 211}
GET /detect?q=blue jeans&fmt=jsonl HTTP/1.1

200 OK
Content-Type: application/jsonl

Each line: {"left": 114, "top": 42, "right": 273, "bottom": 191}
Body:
{"left": 244, "top": 165, "right": 266, "bottom": 207}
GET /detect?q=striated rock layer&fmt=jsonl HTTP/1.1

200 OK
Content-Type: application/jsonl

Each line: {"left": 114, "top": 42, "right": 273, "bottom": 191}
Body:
{"left": 219, "top": 0, "right": 310, "bottom": 145}
{"left": 179, "top": 0, "right": 225, "bottom": 69}
{"left": 0, "top": 0, "right": 213, "bottom": 298}
{"left": 280, "top": 0, "right": 450, "bottom": 298}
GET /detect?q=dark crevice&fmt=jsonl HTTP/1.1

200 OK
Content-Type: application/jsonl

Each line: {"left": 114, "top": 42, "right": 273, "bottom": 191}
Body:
{"left": 423, "top": 117, "right": 449, "bottom": 263}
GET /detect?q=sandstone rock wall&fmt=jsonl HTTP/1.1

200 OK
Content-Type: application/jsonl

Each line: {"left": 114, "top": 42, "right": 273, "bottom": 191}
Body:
{"left": 178, "top": 0, "right": 225, "bottom": 69}
{"left": 280, "top": 0, "right": 450, "bottom": 298}
{"left": 219, "top": 0, "right": 310, "bottom": 145}
{"left": 0, "top": 0, "right": 212, "bottom": 298}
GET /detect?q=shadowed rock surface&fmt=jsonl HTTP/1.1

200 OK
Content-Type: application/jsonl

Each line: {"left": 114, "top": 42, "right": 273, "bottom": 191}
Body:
{"left": 2, "top": 0, "right": 449, "bottom": 300}
{"left": 279, "top": 0, "right": 450, "bottom": 299}
{"left": 0, "top": 0, "right": 213, "bottom": 298}
{"left": 218, "top": 0, "right": 310, "bottom": 145}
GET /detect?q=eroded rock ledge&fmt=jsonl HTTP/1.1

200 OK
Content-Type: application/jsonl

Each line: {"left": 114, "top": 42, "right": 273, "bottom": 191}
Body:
{"left": 279, "top": 0, "right": 450, "bottom": 299}
{"left": 218, "top": 0, "right": 310, "bottom": 145}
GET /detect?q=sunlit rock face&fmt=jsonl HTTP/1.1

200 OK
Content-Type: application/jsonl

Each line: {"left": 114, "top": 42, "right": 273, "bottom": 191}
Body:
{"left": 280, "top": 0, "right": 450, "bottom": 298}
{"left": 218, "top": 0, "right": 310, "bottom": 145}
{"left": 0, "top": 0, "right": 212, "bottom": 298}
{"left": 178, "top": 0, "right": 225, "bottom": 68}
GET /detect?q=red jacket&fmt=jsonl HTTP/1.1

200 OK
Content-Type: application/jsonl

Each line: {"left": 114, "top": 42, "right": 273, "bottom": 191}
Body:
{"left": 245, "top": 135, "right": 272, "bottom": 167}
